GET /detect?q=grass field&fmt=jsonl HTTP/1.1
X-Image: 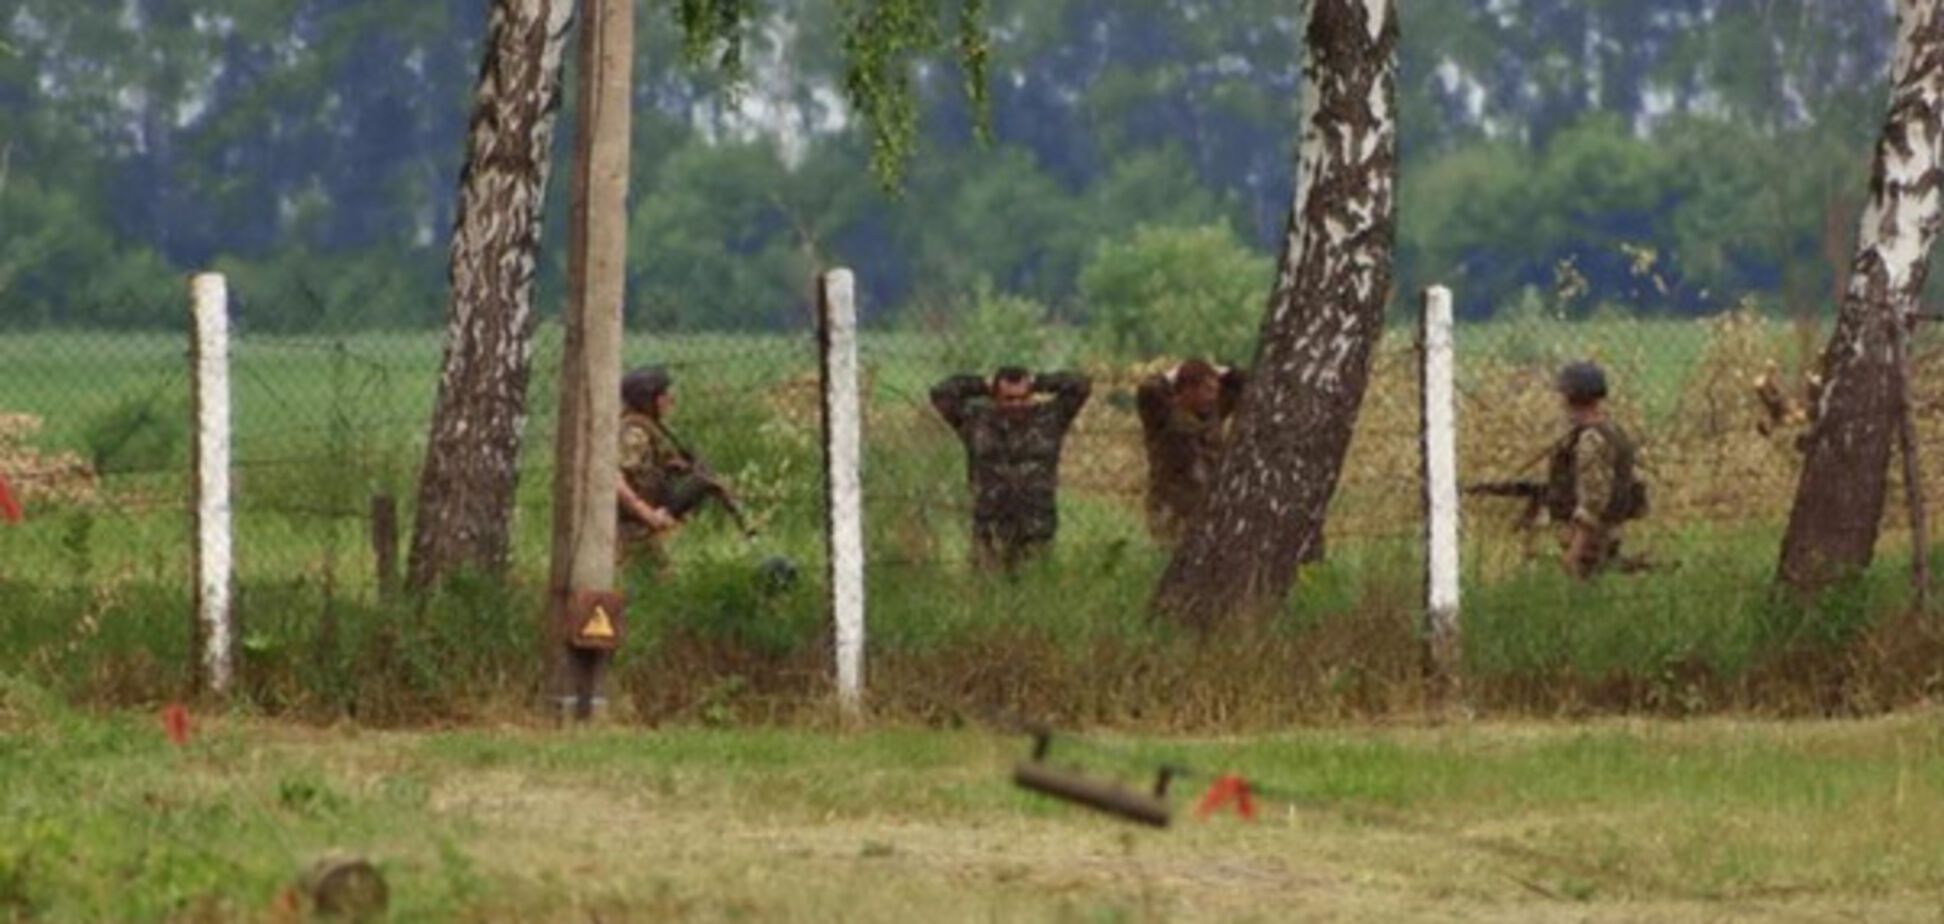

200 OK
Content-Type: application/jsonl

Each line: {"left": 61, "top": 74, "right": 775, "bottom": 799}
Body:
{"left": 5, "top": 676, "right": 1944, "bottom": 922}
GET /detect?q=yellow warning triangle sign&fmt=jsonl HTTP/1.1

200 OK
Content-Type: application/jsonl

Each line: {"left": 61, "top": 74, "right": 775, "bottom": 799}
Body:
{"left": 581, "top": 606, "right": 616, "bottom": 640}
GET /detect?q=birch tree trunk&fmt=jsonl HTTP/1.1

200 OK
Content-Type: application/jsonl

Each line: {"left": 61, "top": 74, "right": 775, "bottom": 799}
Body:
{"left": 1779, "top": 0, "right": 1944, "bottom": 593}
{"left": 1152, "top": 0, "right": 1398, "bottom": 630}
{"left": 407, "top": 0, "right": 575, "bottom": 590}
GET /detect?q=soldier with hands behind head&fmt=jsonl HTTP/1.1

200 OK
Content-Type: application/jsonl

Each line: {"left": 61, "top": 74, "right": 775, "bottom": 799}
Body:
{"left": 1136, "top": 358, "right": 1247, "bottom": 543}
{"left": 931, "top": 365, "right": 1092, "bottom": 572}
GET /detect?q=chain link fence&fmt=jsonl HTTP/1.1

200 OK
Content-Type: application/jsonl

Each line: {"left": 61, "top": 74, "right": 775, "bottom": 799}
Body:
{"left": 6, "top": 273, "right": 1942, "bottom": 712}
{"left": 1444, "top": 295, "right": 1944, "bottom": 691}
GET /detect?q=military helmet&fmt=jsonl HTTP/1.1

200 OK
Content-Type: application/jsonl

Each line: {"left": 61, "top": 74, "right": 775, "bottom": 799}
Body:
{"left": 622, "top": 365, "right": 673, "bottom": 413}
{"left": 1555, "top": 361, "right": 1608, "bottom": 403}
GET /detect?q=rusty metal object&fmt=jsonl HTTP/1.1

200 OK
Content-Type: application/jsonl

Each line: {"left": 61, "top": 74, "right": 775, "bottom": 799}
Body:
{"left": 1010, "top": 730, "right": 1175, "bottom": 828}
{"left": 300, "top": 853, "right": 388, "bottom": 921}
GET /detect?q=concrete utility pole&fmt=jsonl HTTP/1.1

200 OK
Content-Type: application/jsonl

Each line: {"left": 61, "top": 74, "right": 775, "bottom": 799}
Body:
{"left": 1419, "top": 285, "right": 1462, "bottom": 700}
{"left": 190, "top": 272, "right": 234, "bottom": 697}
{"left": 547, "top": 0, "right": 633, "bottom": 719}
{"left": 818, "top": 270, "right": 866, "bottom": 712}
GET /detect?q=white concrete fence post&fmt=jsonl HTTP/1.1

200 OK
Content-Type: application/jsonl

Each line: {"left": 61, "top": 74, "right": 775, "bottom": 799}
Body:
{"left": 189, "top": 272, "right": 234, "bottom": 695}
{"left": 1420, "top": 285, "right": 1462, "bottom": 696}
{"left": 819, "top": 269, "right": 866, "bottom": 713}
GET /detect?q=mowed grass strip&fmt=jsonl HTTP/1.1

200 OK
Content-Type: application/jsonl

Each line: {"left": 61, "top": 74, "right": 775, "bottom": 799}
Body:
{"left": 5, "top": 676, "right": 1943, "bottom": 922}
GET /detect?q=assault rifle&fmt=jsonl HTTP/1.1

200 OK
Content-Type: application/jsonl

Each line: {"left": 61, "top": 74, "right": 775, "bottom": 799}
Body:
{"left": 1463, "top": 480, "right": 1547, "bottom": 529}
{"left": 654, "top": 422, "right": 757, "bottom": 539}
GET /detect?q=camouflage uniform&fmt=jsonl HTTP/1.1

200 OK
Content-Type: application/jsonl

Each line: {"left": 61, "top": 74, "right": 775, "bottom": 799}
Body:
{"left": 1136, "top": 369, "right": 1247, "bottom": 542}
{"left": 1544, "top": 420, "right": 1643, "bottom": 577}
{"left": 930, "top": 372, "right": 1092, "bottom": 570}
{"left": 618, "top": 412, "right": 685, "bottom": 574}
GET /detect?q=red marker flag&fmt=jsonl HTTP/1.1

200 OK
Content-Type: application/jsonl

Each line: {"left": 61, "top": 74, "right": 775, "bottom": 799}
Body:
{"left": 0, "top": 475, "right": 20, "bottom": 523}
{"left": 161, "top": 703, "right": 192, "bottom": 746}
{"left": 1194, "top": 774, "right": 1257, "bottom": 821}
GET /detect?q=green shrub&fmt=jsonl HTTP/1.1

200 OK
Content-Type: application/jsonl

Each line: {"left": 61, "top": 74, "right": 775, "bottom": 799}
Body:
{"left": 79, "top": 390, "right": 185, "bottom": 475}
{"left": 1080, "top": 225, "right": 1259, "bottom": 363}
{"left": 935, "top": 279, "right": 1074, "bottom": 373}
{"left": 1079, "top": 224, "right": 1269, "bottom": 362}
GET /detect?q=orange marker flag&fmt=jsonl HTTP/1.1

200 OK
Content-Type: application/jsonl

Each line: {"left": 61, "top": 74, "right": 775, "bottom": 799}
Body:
{"left": 0, "top": 475, "right": 20, "bottom": 523}
{"left": 1194, "top": 774, "right": 1257, "bottom": 821}
{"left": 161, "top": 703, "right": 192, "bottom": 746}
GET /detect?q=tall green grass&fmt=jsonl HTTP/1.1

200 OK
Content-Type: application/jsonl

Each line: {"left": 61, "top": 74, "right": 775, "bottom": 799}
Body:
{"left": 5, "top": 518, "right": 1939, "bottom": 725}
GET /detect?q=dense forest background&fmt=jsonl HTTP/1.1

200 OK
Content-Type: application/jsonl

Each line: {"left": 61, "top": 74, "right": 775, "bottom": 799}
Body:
{"left": 0, "top": 0, "right": 1906, "bottom": 333}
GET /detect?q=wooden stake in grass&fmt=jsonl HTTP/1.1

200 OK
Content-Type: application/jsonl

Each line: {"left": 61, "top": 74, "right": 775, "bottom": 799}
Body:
{"left": 819, "top": 269, "right": 867, "bottom": 713}
{"left": 369, "top": 493, "right": 399, "bottom": 601}
{"left": 1890, "top": 312, "right": 1931, "bottom": 610}
{"left": 1419, "top": 285, "right": 1462, "bottom": 696}
{"left": 189, "top": 272, "right": 234, "bottom": 696}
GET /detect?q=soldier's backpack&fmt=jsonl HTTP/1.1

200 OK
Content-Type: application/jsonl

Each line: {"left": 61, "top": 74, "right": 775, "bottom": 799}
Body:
{"left": 1545, "top": 421, "right": 1648, "bottom": 525}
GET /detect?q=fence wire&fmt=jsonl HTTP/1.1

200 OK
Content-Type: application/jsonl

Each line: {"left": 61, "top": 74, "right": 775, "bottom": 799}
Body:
{"left": 4, "top": 288, "right": 1939, "bottom": 686}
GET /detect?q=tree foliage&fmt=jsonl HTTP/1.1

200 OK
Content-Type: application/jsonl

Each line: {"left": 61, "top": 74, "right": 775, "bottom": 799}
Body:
{"left": 1080, "top": 225, "right": 1268, "bottom": 362}
{"left": 0, "top": 0, "right": 1916, "bottom": 332}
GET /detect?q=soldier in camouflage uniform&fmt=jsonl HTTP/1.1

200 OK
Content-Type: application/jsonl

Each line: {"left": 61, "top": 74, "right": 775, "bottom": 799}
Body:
{"left": 617, "top": 366, "right": 687, "bottom": 575}
{"left": 1136, "top": 359, "right": 1247, "bottom": 543}
{"left": 1545, "top": 362, "right": 1647, "bottom": 578}
{"left": 931, "top": 366, "right": 1093, "bottom": 571}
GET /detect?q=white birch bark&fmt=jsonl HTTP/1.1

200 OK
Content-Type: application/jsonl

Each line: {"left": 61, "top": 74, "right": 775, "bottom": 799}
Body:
{"left": 1780, "top": 0, "right": 1944, "bottom": 590}
{"left": 408, "top": 0, "right": 575, "bottom": 589}
{"left": 1154, "top": 0, "right": 1399, "bottom": 627}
